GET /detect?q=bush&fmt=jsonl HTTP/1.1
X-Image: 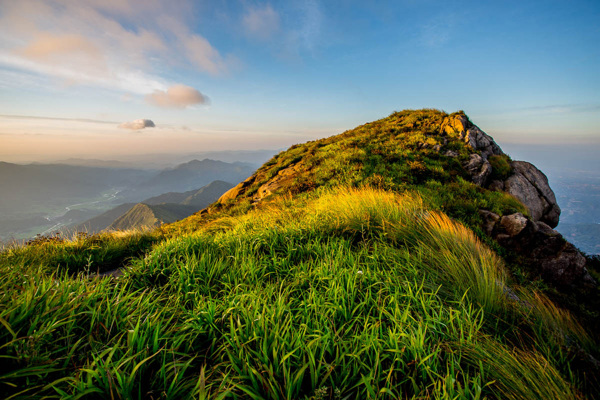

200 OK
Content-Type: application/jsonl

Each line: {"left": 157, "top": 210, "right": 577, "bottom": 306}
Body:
{"left": 489, "top": 154, "right": 513, "bottom": 181}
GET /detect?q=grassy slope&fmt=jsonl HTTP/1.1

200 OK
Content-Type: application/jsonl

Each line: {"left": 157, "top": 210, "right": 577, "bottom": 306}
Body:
{"left": 0, "top": 110, "right": 598, "bottom": 399}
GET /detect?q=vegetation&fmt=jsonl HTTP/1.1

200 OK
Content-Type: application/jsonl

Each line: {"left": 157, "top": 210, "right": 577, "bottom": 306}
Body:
{"left": 0, "top": 110, "right": 597, "bottom": 398}
{"left": 488, "top": 154, "right": 513, "bottom": 181}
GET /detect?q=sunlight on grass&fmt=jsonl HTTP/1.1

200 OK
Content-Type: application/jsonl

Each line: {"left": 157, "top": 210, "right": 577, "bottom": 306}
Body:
{"left": 0, "top": 187, "right": 594, "bottom": 399}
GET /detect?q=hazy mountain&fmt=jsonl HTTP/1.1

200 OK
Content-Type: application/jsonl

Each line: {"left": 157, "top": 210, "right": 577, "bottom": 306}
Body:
{"left": 120, "top": 159, "right": 253, "bottom": 201}
{"left": 144, "top": 180, "right": 234, "bottom": 206}
{"left": 51, "top": 158, "right": 135, "bottom": 168}
{"left": 71, "top": 203, "right": 137, "bottom": 234}
{"left": 0, "top": 159, "right": 249, "bottom": 240}
{"left": 0, "top": 162, "right": 156, "bottom": 218}
{"left": 73, "top": 180, "right": 234, "bottom": 233}
{"left": 108, "top": 203, "right": 197, "bottom": 230}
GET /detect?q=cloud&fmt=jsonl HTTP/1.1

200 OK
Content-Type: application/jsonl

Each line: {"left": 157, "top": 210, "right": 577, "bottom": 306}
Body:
{"left": 118, "top": 119, "right": 155, "bottom": 130}
{"left": 0, "top": 1, "right": 231, "bottom": 94}
{"left": 145, "top": 84, "right": 208, "bottom": 109}
{"left": 243, "top": 4, "right": 280, "bottom": 40}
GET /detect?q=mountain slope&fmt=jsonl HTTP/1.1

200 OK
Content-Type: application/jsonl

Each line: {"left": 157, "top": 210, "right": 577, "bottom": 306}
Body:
{"left": 107, "top": 203, "right": 197, "bottom": 230}
{"left": 1, "top": 109, "right": 598, "bottom": 399}
{"left": 71, "top": 203, "right": 137, "bottom": 233}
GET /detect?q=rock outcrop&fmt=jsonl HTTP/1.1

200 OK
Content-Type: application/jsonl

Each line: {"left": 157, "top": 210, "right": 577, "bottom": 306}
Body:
{"left": 443, "top": 114, "right": 561, "bottom": 228}
{"left": 463, "top": 154, "right": 492, "bottom": 186}
{"left": 443, "top": 113, "right": 593, "bottom": 289}
{"left": 442, "top": 114, "right": 503, "bottom": 159}
{"left": 480, "top": 210, "right": 596, "bottom": 289}
{"left": 504, "top": 161, "right": 561, "bottom": 228}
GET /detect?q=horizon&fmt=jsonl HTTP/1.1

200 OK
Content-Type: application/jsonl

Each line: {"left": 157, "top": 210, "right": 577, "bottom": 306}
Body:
{"left": 1, "top": 0, "right": 599, "bottom": 163}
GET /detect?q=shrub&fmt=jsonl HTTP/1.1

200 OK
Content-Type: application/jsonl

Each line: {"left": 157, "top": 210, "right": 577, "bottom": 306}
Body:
{"left": 489, "top": 154, "right": 513, "bottom": 181}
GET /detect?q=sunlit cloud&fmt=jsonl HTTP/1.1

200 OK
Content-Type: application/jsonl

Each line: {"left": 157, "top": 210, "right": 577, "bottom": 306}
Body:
{"left": 118, "top": 119, "right": 156, "bottom": 130}
{"left": 145, "top": 85, "right": 209, "bottom": 109}
{"left": 0, "top": 0, "right": 229, "bottom": 94}
{"left": 243, "top": 4, "right": 280, "bottom": 40}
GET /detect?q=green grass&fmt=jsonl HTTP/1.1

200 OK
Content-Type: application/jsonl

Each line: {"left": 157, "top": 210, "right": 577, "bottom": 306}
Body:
{"left": 0, "top": 187, "right": 594, "bottom": 399}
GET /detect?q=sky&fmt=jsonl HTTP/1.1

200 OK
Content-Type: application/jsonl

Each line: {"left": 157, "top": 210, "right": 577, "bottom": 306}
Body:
{"left": 0, "top": 0, "right": 599, "bottom": 164}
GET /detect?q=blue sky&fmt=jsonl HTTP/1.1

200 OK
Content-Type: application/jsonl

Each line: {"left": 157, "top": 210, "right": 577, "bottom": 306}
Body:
{"left": 0, "top": 0, "right": 598, "bottom": 162}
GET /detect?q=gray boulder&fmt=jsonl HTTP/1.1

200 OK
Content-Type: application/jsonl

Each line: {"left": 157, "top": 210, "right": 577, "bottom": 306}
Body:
{"left": 464, "top": 154, "right": 492, "bottom": 186}
{"left": 504, "top": 161, "right": 560, "bottom": 228}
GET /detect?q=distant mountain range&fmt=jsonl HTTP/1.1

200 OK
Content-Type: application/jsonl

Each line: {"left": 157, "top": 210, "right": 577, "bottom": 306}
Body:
{"left": 71, "top": 180, "right": 234, "bottom": 233}
{"left": 118, "top": 159, "right": 254, "bottom": 202}
{"left": 0, "top": 158, "right": 252, "bottom": 241}
{"left": 0, "top": 161, "right": 154, "bottom": 218}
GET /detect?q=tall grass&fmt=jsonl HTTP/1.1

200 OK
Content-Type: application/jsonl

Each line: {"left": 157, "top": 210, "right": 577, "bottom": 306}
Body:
{"left": 0, "top": 188, "right": 593, "bottom": 398}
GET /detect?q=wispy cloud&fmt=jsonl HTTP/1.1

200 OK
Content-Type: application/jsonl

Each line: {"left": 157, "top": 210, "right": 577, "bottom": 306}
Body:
{"left": 0, "top": 114, "right": 119, "bottom": 124}
{"left": 0, "top": 0, "right": 228, "bottom": 95}
{"left": 517, "top": 104, "right": 600, "bottom": 114}
{"left": 276, "top": 0, "right": 323, "bottom": 60}
{"left": 146, "top": 84, "right": 209, "bottom": 109}
{"left": 243, "top": 4, "right": 280, "bottom": 40}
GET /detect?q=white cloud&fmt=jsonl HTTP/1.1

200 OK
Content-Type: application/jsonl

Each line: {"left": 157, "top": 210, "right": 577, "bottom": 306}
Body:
{"left": 118, "top": 119, "right": 155, "bottom": 130}
{"left": 243, "top": 4, "right": 280, "bottom": 40}
{"left": 146, "top": 84, "right": 208, "bottom": 109}
{"left": 0, "top": 0, "right": 229, "bottom": 94}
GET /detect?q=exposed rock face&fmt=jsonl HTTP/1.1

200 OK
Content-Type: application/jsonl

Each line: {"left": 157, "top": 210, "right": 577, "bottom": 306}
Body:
{"left": 443, "top": 114, "right": 503, "bottom": 159}
{"left": 255, "top": 162, "right": 304, "bottom": 200}
{"left": 464, "top": 154, "right": 492, "bottom": 186}
{"left": 443, "top": 114, "right": 561, "bottom": 229}
{"left": 218, "top": 175, "right": 256, "bottom": 203}
{"left": 481, "top": 211, "right": 596, "bottom": 289}
{"left": 440, "top": 114, "right": 592, "bottom": 289}
{"left": 504, "top": 161, "right": 560, "bottom": 228}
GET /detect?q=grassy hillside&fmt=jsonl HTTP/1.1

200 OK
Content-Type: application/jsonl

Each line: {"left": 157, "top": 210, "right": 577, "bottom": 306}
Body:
{"left": 1, "top": 110, "right": 598, "bottom": 399}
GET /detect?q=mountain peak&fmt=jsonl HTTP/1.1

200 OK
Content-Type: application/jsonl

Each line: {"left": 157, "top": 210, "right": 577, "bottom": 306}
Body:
{"left": 205, "top": 109, "right": 591, "bottom": 291}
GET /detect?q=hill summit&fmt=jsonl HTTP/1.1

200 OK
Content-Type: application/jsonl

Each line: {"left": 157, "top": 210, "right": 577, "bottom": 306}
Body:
{"left": 178, "top": 109, "right": 595, "bottom": 291}
{"left": 1, "top": 109, "right": 599, "bottom": 399}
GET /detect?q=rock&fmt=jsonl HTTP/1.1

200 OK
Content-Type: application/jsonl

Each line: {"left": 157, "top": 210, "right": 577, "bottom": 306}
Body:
{"left": 479, "top": 210, "right": 500, "bottom": 236}
{"left": 535, "top": 221, "right": 559, "bottom": 236}
{"left": 444, "top": 150, "right": 458, "bottom": 157}
{"left": 485, "top": 210, "right": 597, "bottom": 290}
{"left": 488, "top": 180, "right": 504, "bottom": 191}
{"left": 539, "top": 242, "right": 594, "bottom": 288}
{"left": 500, "top": 213, "right": 528, "bottom": 236}
{"left": 254, "top": 162, "right": 304, "bottom": 201}
{"left": 442, "top": 115, "right": 503, "bottom": 159}
{"left": 218, "top": 175, "right": 256, "bottom": 203}
{"left": 464, "top": 154, "right": 492, "bottom": 186}
{"left": 504, "top": 161, "right": 560, "bottom": 228}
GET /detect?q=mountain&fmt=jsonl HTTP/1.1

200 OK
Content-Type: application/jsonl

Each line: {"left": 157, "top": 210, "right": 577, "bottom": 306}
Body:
{"left": 119, "top": 159, "right": 253, "bottom": 201}
{"left": 1, "top": 110, "right": 598, "bottom": 399}
{"left": 0, "top": 159, "right": 245, "bottom": 241}
{"left": 107, "top": 203, "right": 197, "bottom": 230}
{"left": 143, "top": 180, "right": 233, "bottom": 207}
{"left": 51, "top": 158, "right": 135, "bottom": 168}
{"left": 74, "top": 180, "right": 235, "bottom": 233}
{"left": 70, "top": 203, "right": 137, "bottom": 233}
{"left": 0, "top": 162, "right": 156, "bottom": 218}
